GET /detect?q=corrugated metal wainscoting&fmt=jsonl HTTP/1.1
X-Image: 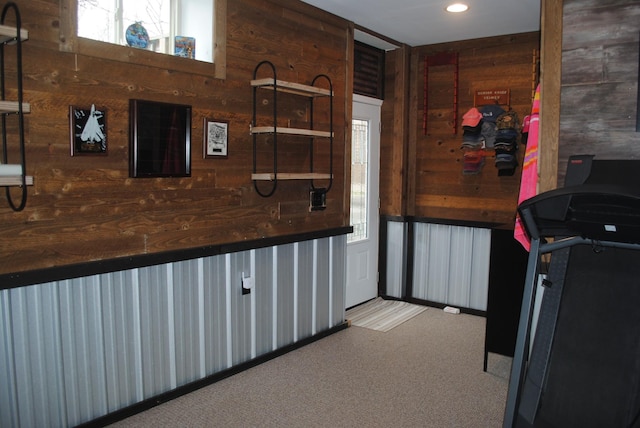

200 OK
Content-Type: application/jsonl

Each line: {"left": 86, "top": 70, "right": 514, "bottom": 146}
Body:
{"left": 381, "top": 218, "right": 491, "bottom": 312}
{"left": 0, "top": 235, "right": 346, "bottom": 427}
{"left": 384, "top": 220, "right": 407, "bottom": 299}
{"left": 412, "top": 223, "right": 490, "bottom": 311}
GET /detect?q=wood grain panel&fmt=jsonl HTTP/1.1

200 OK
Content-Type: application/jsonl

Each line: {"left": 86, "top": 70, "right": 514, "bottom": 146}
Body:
{"left": 379, "top": 46, "right": 409, "bottom": 216}
{"left": 557, "top": 0, "right": 640, "bottom": 186}
{"left": 0, "top": 0, "right": 349, "bottom": 275}
{"left": 403, "top": 32, "right": 539, "bottom": 224}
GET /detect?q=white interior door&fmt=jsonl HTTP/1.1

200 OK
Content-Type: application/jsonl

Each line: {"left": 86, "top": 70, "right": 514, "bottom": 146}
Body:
{"left": 346, "top": 95, "right": 381, "bottom": 308}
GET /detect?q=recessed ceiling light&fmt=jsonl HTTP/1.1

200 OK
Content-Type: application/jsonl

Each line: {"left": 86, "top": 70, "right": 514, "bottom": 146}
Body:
{"left": 446, "top": 3, "right": 469, "bottom": 13}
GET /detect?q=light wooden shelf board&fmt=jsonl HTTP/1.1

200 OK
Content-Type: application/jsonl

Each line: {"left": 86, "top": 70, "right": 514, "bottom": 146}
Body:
{"left": 0, "top": 100, "right": 30, "bottom": 114}
{"left": 250, "top": 126, "right": 332, "bottom": 138}
{"left": 0, "top": 25, "right": 28, "bottom": 44}
{"left": 0, "top": 175, "right": 33, "bottom": 186}
{"left": 251, "top": 78, "right": 332, "bottom": 97}
{"left": 252, "top": 173, "right": 332, "bottom": 181}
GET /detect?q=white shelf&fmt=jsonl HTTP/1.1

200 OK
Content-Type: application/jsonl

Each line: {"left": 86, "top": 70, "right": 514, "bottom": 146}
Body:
{"left": 252, "top": 173, "right": 332, "bottom": 181}
{"left": 0, "top": 100, "right": 30, "bottom": 114}
{"left": 251, "top": 78, "right": 332, "bottom": 97}
{"left": 250, "top": 126, "right": 332, "bottom": 138}
{"left": 0, "top": 24, "right": 27, "bottom": 44}
{"left": 0, "top": 175, "right": 33, "bottom": 186}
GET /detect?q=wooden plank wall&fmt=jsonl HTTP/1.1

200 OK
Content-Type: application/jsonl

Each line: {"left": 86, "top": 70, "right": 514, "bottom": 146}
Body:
{"left": 0, "top": 0, "right": 350, "bottom": 275}
{"left": 537, "top": 0, "right": 562, "bottom": 193}
{"left": 380, "top": 46, "right": 410, "bottom": 216}
{"left": 383, "top": 32, "right": 540, "bottom": 226}
{"left": 558, "top": 0, "right": 640, "bottom": 184}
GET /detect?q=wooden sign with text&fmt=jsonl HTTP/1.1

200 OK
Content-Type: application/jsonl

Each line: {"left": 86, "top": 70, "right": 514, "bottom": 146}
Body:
{"left": 474, "top": 89, "right": 510, "bottom": 106}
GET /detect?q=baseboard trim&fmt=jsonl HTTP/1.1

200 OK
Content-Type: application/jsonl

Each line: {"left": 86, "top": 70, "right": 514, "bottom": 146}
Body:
{"left": 379, "top": 294, "right": 486, "bottom": 317}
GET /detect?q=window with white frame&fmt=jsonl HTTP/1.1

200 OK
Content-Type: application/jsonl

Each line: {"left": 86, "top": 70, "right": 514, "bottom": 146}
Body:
{"left": 349, "top": 118, "right": 369, "bottom": 243}
{"left": 77, "top": 0, "right": 213, "bottom": 63}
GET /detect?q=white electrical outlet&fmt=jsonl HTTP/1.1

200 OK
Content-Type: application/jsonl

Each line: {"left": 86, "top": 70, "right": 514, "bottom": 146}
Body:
{"left": 242, "top": 277, "right": 254, "bottom": 290}
{"left": 242, "top": 273, "right": 254, "bottom": 294}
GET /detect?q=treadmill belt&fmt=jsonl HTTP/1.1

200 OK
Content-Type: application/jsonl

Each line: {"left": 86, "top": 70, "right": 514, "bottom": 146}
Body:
{"left": 534, "top": 245, "right": 640, "bottom": 427}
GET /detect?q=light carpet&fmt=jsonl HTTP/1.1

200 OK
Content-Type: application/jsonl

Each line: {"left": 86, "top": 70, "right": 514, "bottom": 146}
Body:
{"left": 112, "top": 307, "right": 510, "bottom": 427}
{"left": 346, "top": 297, "right": 428, "bottom": 332}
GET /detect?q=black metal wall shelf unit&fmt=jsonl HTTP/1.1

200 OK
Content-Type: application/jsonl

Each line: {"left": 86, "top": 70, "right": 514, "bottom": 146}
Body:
{"left": 251, "top": 60, "right": 334, "bottom": 201}
{"left": 0, "top": 2, "right": 31, "bottom": 211}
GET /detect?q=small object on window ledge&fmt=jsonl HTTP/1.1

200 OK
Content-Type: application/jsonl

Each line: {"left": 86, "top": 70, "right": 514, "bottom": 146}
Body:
{"left": 175, "top": 36, "right": 196, "bottom": 59}
{"left": 125, "top": 22, "right": 149, "bottom": 49}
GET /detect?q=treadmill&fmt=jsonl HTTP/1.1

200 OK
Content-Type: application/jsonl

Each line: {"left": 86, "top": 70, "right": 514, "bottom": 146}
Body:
{"left": 503, "top": 155, "right": 640, "bottom": 428}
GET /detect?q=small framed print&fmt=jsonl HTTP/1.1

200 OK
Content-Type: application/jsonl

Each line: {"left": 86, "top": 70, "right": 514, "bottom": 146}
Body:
{"left": 204, "top": 118, "right": 228, "bottom": 158}
{"left": 70, "top": 104, "right": 107, "bottom": 156}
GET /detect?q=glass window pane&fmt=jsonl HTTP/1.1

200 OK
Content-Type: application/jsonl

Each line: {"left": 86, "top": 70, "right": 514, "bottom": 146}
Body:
{"left": 79, "top": 0, "right": 170, "bottom": 47}
{"left": 77, "top": 0, "right": 212, "bottom": 62}
{"left": 78, "top": 0, "right": 120, "bottom": 44}
{"left": 349, "top": 119, "right": 369, "bottom": 243}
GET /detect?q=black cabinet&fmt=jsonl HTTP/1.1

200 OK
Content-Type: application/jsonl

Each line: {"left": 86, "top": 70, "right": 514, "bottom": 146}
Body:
{"left": 484, "top": 228, "right": 528, "bottom": 371}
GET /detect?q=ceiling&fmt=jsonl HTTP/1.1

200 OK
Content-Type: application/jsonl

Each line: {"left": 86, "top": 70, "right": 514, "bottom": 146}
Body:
{"left": 300, "top": 0, "right": 541, "bottom": 50}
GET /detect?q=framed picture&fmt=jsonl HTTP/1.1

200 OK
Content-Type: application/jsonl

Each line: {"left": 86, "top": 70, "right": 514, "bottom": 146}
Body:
{"left": 129, "top": 99, "right": 192, "bottom": 178}
{"left": 70, "top": 104, "right": 107, "bottom": 156}
{"left": 203, "top": 118, "right": 228, "bottom": 158}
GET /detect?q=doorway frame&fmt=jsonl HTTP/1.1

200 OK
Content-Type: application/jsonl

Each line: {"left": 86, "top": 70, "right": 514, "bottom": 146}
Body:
{"left": 346, "top": 94, "right": 382, "bottom": 308}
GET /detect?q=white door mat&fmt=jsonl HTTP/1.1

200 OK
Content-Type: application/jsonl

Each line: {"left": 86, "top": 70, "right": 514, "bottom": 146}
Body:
{"left": 346, "top": 297, "right": 428, "bottom": 332}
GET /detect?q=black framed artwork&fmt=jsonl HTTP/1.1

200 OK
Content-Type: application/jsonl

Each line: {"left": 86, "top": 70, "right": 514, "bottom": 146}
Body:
{"left": 70, "top": 105, "right": 107, "bottom": 156}
{"left": 129, "top": 99, "right": 192, "bottom": 178}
